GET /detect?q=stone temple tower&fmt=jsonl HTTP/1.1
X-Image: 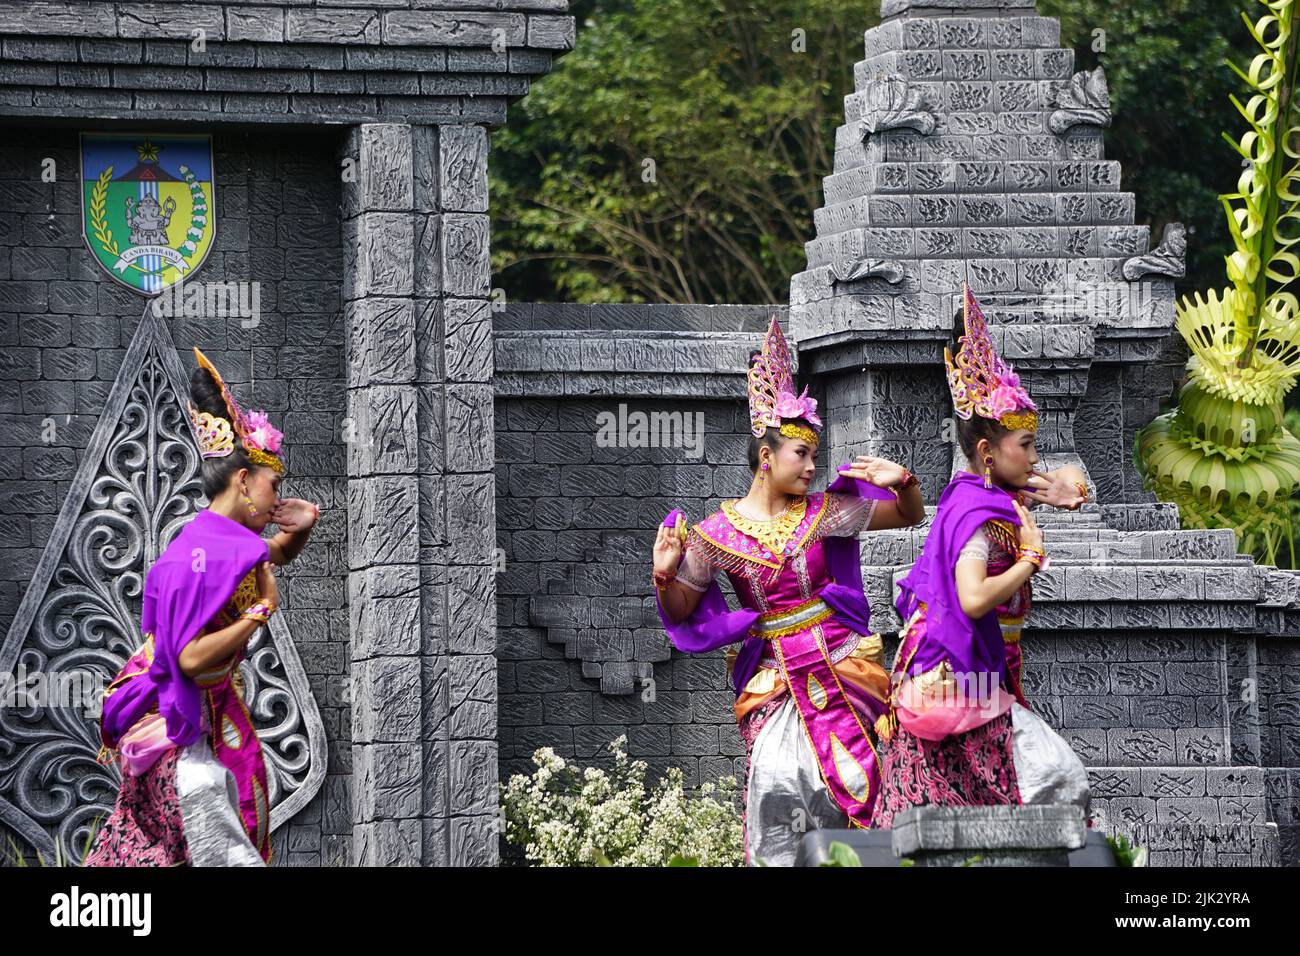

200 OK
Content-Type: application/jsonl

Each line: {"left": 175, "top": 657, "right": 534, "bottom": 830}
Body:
{"left": 790, "top": 0, "right": 1299, "bottom": 865}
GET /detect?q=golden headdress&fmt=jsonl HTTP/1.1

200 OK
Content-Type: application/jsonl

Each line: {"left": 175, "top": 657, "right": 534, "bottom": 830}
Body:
{"left": 748, "top": 316, "right": 822, "bottom": 445}
{"left": 187, "top": 347, "right": 286, "bottom": 474}
{"left": 944, "top": 285, "right": 1038, "bottom": 432}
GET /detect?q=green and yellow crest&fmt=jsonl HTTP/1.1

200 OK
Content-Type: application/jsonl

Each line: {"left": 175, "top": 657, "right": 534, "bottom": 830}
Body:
{"left": 80, "top": 133, "right": 216, "bottom": 295}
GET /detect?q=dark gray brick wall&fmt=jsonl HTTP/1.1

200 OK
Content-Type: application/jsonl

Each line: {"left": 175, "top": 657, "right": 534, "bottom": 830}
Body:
{"left": 0, "top": 123, "right": 349, "bottom": 866}
{"left": 0, "top": 1, "right": 575, "bottom": 127}
{"left": 496, "top": 394, "right": 754, "bottom": 790}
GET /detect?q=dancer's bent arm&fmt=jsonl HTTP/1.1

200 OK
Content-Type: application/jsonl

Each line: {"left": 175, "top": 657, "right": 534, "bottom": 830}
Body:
{"left": 178, "top": 559, "right": 279, "bottom": 677}
{"left": 954, "top": 499, "right": 1042, "bottom": 619}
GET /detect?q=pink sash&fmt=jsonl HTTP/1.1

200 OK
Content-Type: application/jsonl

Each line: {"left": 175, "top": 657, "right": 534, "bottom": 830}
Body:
{"left": 118, "top": 712, "right": 173, "bottom": 776}
{"left": 894, "top": 673, "right": 1012, "bottom": 741}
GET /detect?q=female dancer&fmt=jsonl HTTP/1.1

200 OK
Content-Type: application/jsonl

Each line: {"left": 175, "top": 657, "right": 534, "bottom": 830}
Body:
{"left": 652, "top": 317, "right": 925, "bottom": 866}
{"left": 84, "top": 347, "right": 320, "bottom": 866}
{"left": 871, "top": 285, "right": 1090, "bottom": 828}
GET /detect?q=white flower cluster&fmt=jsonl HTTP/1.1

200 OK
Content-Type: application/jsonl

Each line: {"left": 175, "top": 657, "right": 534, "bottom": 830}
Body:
{"left": 500, "top": 735, "right": 744, "bottom": 867}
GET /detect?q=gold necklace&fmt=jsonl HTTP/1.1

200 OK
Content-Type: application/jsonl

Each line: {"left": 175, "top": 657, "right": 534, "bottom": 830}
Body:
{"left": 722, "top": 496, "right": 808, "bottom": 555}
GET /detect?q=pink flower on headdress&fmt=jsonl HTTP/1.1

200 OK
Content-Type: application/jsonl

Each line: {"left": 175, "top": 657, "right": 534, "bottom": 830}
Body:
{"left": 988, "top": 384, "right": 1035, "bottom": 419}
{"left": 987, "top": 385, "right": 1019, "bottom": 419}
{"left": 773, "top": 385, "right": 823, "bottom": 430}
{"left": 242, "top": 409, "right": 283, "bottom": 453}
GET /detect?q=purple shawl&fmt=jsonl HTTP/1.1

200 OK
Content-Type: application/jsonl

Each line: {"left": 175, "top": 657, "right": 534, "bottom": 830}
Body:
{"left": 895, "top": 471, "right": 1020, "bottom": 683}
{"left": 102, "top": 509, "right": 269, "bottom": 747}
{"left": 657, "top": 468, "right": 895, "bottom": 697}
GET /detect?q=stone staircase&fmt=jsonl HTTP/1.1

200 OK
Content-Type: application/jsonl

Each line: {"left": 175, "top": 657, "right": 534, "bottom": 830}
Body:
{"left": 858, "top": 501, "right": 1294, "bottom": 865}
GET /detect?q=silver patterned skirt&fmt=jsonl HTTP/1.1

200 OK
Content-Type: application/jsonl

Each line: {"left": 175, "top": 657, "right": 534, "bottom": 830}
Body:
{"left": 744, "top": 696, "right": 848, "bottom": 867}
{"left": 176, "top": 735, "right": 265, "bottom": 867}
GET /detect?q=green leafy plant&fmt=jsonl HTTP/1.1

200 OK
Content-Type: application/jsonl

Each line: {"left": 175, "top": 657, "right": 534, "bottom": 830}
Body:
{"left": 818, "top": 840, "right": 862, "bottom": 866}
{"left": 4, "top": 817, "right": 103, "bottom": 867}
{"left": 1106, "top": 832, "right": 1149, "bottom": 867}
{"left": 500, "top": 735, "right": 744, "bottom": 866}
{"left": 1137, "top": 0, "right": 1300, "bottom": 565}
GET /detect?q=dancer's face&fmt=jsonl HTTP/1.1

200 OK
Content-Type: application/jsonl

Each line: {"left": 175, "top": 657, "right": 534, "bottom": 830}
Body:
{"left": 983, "top": 428, "right": 1039, "bottom": 488}
{"left": 238, "top": 465, "right": 283, "bottom": 531}
{"left": 762, "top": 436, "right": 817, "bottom": 494}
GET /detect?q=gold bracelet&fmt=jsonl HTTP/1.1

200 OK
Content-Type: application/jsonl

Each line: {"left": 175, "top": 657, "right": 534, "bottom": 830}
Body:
{"left": 1016, "top": 548, "right": 1043, "bottom": 571}
{"left": 241, "top": 600, "right": 276, "bottom": 623}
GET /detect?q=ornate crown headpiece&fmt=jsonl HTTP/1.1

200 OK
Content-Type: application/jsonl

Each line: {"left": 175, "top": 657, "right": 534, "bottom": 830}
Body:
{"left": 944, "top": 285, "right": 1038, "bottom": 432}
{"left": 187, "top": 347, "right": 286, "bottom": 474}
{"left": 748, "top": 316, "right": 822, "bottom": 444}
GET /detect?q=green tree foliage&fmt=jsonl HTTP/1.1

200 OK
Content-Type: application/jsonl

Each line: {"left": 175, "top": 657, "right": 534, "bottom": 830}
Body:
{"left": 1040, "top": 0, "right": 1257, "bottom": 316}
{"left": 490, "top": 0, "right": 868, "bottom": 303}
{"left": 491, "top": 1, "right": 1257, "bottom": 307}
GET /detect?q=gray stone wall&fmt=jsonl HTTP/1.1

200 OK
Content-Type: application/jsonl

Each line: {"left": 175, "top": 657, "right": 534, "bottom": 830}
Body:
{"left": 0, "top": 1, "right": 574, "bottom": 126}
{"left": 344, "top": 121, "right": 499, "bottom": 865}
{"left": 0, "top": 123, "right": 351, "bottom": 865}
{"left": 493, "top": 304, "right": 774, "bottom": 793}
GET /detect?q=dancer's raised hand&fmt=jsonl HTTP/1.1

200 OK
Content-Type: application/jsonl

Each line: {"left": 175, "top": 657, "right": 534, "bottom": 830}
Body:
{"left": 653, "top": 513, "right": 686, "bottom": 575}
{"left": 1011, "top": 499, "right": 1043, "bottom": 552}
{"left": 254, "top": 559, "right": 280, "bottom": 609}
{"left": 270, "top": 497, "right": 320, "bottom": 532}
{"left": 838, "top": 454, "right": 908, "bottom": 488}
{"left": 1022, "top": 470, "right": 1086, "bottom": 510}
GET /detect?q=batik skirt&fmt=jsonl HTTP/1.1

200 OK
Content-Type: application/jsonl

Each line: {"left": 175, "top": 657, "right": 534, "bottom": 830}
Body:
{"left": 869, "top": 710, "right": 1022, "bottom": 829}
{"left": 83, "top": 734, "right": 265, "bottom": 867}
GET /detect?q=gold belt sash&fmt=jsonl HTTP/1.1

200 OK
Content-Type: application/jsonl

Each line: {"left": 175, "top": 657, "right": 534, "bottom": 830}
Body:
{"left": 749, "top": 596, "right": 835, "bottom": 640}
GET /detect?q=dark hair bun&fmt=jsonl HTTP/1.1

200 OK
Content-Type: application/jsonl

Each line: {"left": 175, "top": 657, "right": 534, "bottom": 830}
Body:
{"left": 189, "top": 363, "right": 231, "bottom": 422}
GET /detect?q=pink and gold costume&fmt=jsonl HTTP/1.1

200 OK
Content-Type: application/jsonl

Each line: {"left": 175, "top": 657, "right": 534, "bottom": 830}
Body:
{"left": 672, "top": 489, "right": 891, "bottom": 866}
{"left": 870, "top": 286, "right": 1088, "bottom": 827}
{"left": 657, "top": 315, "right": 899, "bottom": 866}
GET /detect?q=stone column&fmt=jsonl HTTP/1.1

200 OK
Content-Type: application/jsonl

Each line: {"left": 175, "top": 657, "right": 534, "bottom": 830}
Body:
{"left": 343, "top": 122, "right": 497, "bottom": 865}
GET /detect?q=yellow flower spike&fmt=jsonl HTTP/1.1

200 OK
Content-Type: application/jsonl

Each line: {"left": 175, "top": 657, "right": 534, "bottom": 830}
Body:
{"left": 1137, "top": 1, "right": 1300, "bottom": 566}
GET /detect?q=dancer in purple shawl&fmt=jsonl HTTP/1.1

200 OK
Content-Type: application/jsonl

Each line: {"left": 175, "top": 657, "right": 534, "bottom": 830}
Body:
{"left": 83, "top": 348, "right": 320, "bottom": 867}
{"left": 652, "top": 317, "right": 925, "bottom": 866}
{"left": 871, "top": 286, "right": 1091, "bottom": 827}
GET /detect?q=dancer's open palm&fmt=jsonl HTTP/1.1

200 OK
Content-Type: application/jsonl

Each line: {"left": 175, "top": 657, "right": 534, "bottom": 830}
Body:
{"left": 270, "top": 497, "right": 320, "bottom": 532}
{"left": 1011, "top": 499, "right": 1043, "bottom": 552}
{"left": 254, "top": 559, "right": 280, "bottom": 608}
{"left": 653, "top": 513, "right": 686, "bottom": 575}
{"left": 838, "top": 455, "right": 907, "bottom": 488}
{"left": 1022, "top": 470, "right": 1085, "bottom": 510}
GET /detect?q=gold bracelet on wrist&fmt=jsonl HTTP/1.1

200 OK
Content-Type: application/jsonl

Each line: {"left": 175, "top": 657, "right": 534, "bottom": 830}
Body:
{"left": 1016, "top": 547, "right": 1043, "bottom": 572}
{"left": 889, "top": 469, "right": 919, "bottom": 498}
{"left": 241, "top": 600, "right": 276, "bottom": 624}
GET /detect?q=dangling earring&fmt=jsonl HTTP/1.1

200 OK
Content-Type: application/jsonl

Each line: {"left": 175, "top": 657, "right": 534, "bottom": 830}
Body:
{"left": 982, "top": 454, "right": 994, "bottom": 489}
{"left": 759, "top": 461, "right": 770, "bottom": 481}
{"left": 241, "top": 484, "right": 259, "bottom": 516}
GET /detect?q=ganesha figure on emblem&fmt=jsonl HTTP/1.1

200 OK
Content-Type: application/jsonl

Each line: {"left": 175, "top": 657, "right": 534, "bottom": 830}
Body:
{"left": 125, "top": 193, "right": 177, "bottom": 246}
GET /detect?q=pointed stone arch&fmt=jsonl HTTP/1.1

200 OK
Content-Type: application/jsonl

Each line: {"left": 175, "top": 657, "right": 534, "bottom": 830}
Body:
{"left": 0, "top": 304, "right": 326, "bottom": 861}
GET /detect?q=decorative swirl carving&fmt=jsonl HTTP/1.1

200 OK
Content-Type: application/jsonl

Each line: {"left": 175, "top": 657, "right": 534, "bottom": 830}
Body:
{"left": 859, "top": 73, "right": 937, "bottom": 138}
{"left": 830, "top": 257, "right": 907, "bottom": 285}
{"left": 1049, "top": 67, "right": 1112, "bottom": 135}
{"left": 0, "top": 307, "right": 325, "bottom": 862}
{"left": 1123, "top": 222, "right": 1188, "bottom": 280}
